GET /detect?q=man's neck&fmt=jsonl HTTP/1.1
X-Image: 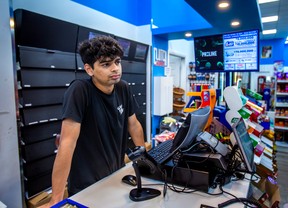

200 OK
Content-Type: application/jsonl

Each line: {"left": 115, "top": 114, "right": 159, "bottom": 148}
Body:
{"left": 92, "top": 78, "right": 114, "bottom": 94}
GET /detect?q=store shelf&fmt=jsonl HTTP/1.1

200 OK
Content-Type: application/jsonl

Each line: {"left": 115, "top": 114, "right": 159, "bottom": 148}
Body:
{"left": 274, "top": 126, "right": 288, "bottom": 131}
{"left": 275, "top": 116, "right": 288, "bottom": 119}
{"left": 276, "top": 92, "right": 288, "bottom": 96}
{"left": 276, "top": 141, "right": 288, "bottom": 148}
{"left": 275, "top": 103, "right": 288, "bottom": 107}
{"left": 276, "top": 80, "right": 288, "bottom": 83}
{"left": 274, "top": 77, "right": 288, "bottom": 143}
{"left": 276, "top": 103, "right": 288, "bottom": 108}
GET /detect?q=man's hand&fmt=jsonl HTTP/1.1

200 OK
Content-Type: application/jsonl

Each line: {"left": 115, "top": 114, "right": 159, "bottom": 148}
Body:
{"left": 37, "top": 201, "right": 53, "bottom": 208}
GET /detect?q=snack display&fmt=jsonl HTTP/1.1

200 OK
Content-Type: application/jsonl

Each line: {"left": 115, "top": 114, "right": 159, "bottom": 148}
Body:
{"left": 154, "top": 130, "right": 176, "bottom": 143}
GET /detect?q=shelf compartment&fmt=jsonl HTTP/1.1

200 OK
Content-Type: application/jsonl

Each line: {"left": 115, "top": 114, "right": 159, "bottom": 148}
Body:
{"left": 19, "top": 88, "right": 67, "bottom": 107}
{"left": 275, "top": 103, "right": 288, "bottom": 107}
{"left": 20, "top": 104, "right": 62, "bottom": 126}
{"left": 23, "top": 154, "right": 56, "bottom": 179}
{"left": 22, "top": 137, "right": 57, "bottom": 162}
{"left": 275, "top": 116, "right": 288, "bottom": 119}
{"left": 276, "top": 80, "right": 288, "bottom": 83}
{"left": 19, "top": 46, "right": 76, "bottom": 69}
{"left": 21, "top": 120, "right": 61, "bottom": 144}
{"left": 274, "top": 126, "right": 288, "bottom": 131}
{"left": 19, "top": 69, "right": 75, "bottom": 88}
{"left": 276, "top": 92, "right": 288, "bottom": 96}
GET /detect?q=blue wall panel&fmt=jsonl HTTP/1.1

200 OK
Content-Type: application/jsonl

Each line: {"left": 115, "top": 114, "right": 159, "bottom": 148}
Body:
{"left": 71, "top": 0, "right": 151, "bottom": 26}
{"left": 284, "top": 44, "right": 288, "bottom": 66}
{"left": 260, "top": 38, "right": 286, "bottom": 65}
{"left": 151, "top": 0, "right": 211, "bottom": 35}
{"left": 151, "top": 36, "right": 168, "bottom": 137}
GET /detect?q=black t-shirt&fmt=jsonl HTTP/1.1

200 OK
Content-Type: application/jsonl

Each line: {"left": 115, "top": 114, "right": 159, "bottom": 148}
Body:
{"left": 62, "top": 78, "right": 137, "bottom": 194}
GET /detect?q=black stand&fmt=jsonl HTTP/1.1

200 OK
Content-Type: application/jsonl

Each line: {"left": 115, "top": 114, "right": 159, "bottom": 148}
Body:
{"left": 129, "top": 161, "right": 161, "bottom": 202}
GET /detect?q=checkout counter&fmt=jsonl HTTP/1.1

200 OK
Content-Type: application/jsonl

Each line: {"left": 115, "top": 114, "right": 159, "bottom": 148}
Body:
{"left": 69, "top": 162, "right": 251, "bottom": 208}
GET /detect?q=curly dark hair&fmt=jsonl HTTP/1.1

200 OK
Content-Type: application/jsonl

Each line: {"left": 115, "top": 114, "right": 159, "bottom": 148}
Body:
{"left": 78, "top": 36, "right": 124, "bottom": 68}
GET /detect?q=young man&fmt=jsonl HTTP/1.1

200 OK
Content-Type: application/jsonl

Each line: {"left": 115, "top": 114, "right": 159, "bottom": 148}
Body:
{"left": 41, "top": 36, "right": 145, "bottom": 207}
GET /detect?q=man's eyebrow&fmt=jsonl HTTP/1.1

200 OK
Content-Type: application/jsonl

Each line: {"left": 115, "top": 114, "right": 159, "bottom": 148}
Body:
{"left": 99, "top": 57, "right": 121, "bottom": 63}
{"left": 99, "top": 59, "right": 112, "bottom": 63}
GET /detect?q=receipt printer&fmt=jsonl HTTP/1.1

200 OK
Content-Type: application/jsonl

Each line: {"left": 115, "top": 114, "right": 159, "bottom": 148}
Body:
{"left": 197, "top": 131, "right": 229, "bottom": 156}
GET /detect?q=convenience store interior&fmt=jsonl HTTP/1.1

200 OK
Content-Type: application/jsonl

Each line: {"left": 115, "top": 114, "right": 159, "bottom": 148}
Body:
{"left": 1, "top": 0, "right": 288, "bottom": 207}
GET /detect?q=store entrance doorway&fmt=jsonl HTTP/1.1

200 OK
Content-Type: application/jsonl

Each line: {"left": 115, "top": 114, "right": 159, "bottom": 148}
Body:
{"left": 169, "top": 54, "right": 185, "bottom": 89}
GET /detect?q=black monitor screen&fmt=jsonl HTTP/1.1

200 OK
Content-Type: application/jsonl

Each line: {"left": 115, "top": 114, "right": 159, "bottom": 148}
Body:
{"left": 194, "top": 34, "right": 224, "bottom": 72}
{"left": 171, "top": 106, "right": 210, "bottom": 152}
{"left": 232, "top": 118, "right": 255, "bottom": 172}
{"left": 134, "top": 44, "right": 148, "bottom": 60}
{"left": 88, "top": 31, "right": 104, "bottom": 40}
{"left": 117, "top": 38, "right": 131, "bottom": 57}
{"left": 194, "top": 29, "right": 259, "bottom": 72}
{"left": 77, "top": 26, "right": 112, "bottom": 46}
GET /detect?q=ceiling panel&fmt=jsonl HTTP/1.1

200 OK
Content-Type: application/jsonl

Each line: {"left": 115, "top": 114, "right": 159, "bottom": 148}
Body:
{"left": 71, "top": 0, "right": 288, "bottom": 41}
{"left": 257, "top": 0, "right": 287, "bottom": 40}
{"left": 183, "top": 0, "right": 288, "bottom": 40}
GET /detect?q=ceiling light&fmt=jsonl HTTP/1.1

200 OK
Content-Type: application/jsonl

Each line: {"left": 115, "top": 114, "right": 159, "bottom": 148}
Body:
{"left": 259, "top": 0, "right": 279, "bottom": 4}
{"left": 218, "top": 2, "right": 229, "bottom": 8}
{"left": 261, "top": 15, "right": 278, "bottom": 23}
{"left": 262, "top": 29, "right": 277, "bottom": 35}
{"left": 231, "top": 21, "right": 240, "bottom": 26}
{"left": 10, "top": 18, "right": 14, "bottom": 29}
{"left": 185, "top": 32, "right": 192, "bottom": 37}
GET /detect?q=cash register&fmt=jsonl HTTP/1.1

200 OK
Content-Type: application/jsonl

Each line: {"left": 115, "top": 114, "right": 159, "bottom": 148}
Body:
{"left": 138, "top": 107, "right": 254, "bottom": 193}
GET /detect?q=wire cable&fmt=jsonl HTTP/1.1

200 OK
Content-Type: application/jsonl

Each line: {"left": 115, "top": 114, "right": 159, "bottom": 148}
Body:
{"left": 218, "top": 185, "right": 262, "bottom": 208}
{"left": 218, "top": 197, "right": 263, "bottom": 208}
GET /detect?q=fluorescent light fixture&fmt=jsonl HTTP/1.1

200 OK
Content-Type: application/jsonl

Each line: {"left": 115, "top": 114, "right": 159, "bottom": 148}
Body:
{"left": 259, "top": 0, "right": 279, "bottom": 4}
{"left": 218, "top": 2, "right": 229, "bottom": 8}
{"left": 262, "top": 29, "right": 277, "bottom": 35}
{"left": 231, "top": 21, "right": 240, "bottom": 26}
{"left": 185, "top": 32, "right": 192, "bottom": 37}
{"left": 261, "top": 15, "right": 278, "bottom": 23}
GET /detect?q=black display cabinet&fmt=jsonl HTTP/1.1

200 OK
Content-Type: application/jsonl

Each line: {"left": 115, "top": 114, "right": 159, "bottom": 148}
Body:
{"left": 14, "top": 9, "right": 78, "bottom": 198}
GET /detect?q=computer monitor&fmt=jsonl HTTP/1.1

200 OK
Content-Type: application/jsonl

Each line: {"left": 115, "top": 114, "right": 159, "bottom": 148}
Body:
{"left": 170, "top": 106, "right": 211, "bottom": 152}
{"left": 194, "top": 29, "right": 260, "bottom": 72}
{"left": 232, "top": 118, "right": 255, "bottom": 172}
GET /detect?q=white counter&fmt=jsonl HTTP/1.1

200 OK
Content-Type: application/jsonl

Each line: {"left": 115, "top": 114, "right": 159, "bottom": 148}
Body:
{"left": 70, "top": 162, "right": 251, "bottom": 208}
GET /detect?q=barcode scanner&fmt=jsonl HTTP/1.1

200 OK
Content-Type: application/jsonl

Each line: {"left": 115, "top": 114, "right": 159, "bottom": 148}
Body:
{"left": 125, "top": 146, "right": 161, "bottom": 202}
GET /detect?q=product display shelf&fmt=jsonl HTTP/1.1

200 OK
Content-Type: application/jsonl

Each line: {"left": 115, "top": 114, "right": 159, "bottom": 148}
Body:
{"left": 274, "top": 78, "right": 288, "bottom": 145}
{"left": 223, "top": 84, "right": 280, "bottom": 207}
{"left": 172, "top": 87, "right": 186, "bottom": 116}
{"left": 187, "top": 71, "right": 216, "bottom": 89}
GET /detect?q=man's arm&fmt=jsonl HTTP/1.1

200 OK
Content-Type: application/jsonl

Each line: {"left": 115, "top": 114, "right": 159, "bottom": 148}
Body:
{"left": 128, "top": 114, "right": 145, "bottom": 147}
{"left": 39, "top": 118, "right": 80, "bottom": 208}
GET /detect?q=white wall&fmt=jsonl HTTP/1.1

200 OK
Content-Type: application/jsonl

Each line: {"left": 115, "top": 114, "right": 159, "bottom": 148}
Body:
{"left": 0, "top": 0, "right": 23, "bottom": 207}
{"left": 168, "top": 39, "right": 194, "bottom": 103}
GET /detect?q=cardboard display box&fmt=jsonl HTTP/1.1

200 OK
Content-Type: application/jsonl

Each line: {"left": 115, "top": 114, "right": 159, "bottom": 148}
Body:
{"left": 27, "top": 187, "right": 68, "bottom": 208}
{"left": 251, "top": 177, "right": 280, "bottom": 208}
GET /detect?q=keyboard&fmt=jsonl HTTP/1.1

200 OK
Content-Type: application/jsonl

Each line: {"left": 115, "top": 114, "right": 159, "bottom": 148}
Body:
{"left": 147, "top": 140, "right": 174, "bottom": 164}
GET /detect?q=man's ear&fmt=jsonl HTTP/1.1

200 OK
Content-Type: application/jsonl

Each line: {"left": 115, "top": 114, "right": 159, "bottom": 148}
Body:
{"left": 84, "top": 63, "right": 94, "bottom": 77}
